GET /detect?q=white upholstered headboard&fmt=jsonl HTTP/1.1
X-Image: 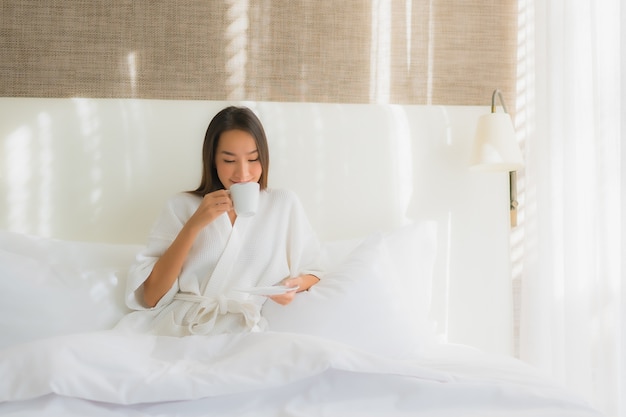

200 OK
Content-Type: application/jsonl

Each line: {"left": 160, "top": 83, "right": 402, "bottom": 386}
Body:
{"left": 0, "top": 98, "right": 513, "bottom": 355}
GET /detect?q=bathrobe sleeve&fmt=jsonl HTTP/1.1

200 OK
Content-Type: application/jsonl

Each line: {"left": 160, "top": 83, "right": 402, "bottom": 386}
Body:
{"left": 283, "top": 190, "right": 325, "bottom": 280}
{"left": 124, "top": 193, "right": 197, "bottom": 310}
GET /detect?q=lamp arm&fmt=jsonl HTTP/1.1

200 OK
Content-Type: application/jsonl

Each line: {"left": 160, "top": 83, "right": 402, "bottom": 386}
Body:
{"left": 491, "top": 89, "right": 509, "bottom": 114}
{"left": 490, "top": 88, "right": 518, "bottom": 227}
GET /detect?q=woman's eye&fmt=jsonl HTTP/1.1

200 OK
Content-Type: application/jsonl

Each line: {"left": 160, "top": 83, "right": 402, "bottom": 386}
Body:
{"left": 223, "top": 160, "right": 235, "bottom": 164}
{"left": 248, "top": 158, "right": 259, "bottom": 162}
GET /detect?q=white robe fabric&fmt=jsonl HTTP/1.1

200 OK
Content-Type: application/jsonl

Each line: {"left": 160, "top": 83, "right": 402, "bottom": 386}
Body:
{"left": 115, "top": 188, "right": 323, "bottom": 336}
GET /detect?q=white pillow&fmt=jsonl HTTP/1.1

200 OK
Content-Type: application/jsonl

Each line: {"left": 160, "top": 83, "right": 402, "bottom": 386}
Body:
{"left": 262, "top": 221, "right": 437, "bottom": 359}
{"left": 0, "top": 231, "right": 140, "bottom": 349}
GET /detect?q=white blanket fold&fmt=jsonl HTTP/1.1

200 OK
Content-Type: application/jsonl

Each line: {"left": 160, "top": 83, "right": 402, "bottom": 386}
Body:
{"left": 0, "top": 331, "right": 452, "bottom": 405}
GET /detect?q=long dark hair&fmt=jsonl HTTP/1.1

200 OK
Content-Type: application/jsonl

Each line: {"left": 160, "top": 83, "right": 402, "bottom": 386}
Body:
{"left": 191, "top": 106, "right": 270, "bottom": 196}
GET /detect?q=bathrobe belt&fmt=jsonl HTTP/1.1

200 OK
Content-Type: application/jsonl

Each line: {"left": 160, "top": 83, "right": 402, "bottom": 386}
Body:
{"left": 173, "top": 293, "right": 262, "bottom": 335}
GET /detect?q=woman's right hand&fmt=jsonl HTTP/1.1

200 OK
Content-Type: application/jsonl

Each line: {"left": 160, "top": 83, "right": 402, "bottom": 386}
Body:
{"left": 186, "top": 190, "right": 233, "bottom": 231}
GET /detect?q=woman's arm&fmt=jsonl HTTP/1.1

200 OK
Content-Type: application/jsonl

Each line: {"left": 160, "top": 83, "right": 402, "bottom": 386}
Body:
{"left": 143, "top": 190, "right": 233, "bottom": 307}
{"left": 142, "top": 224, "right": 200, "bottom": 307}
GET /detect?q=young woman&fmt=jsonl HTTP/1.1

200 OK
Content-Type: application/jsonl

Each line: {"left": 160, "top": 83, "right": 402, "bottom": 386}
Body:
{"left": 116, "top": 106, "right": 322, "bottom": 336}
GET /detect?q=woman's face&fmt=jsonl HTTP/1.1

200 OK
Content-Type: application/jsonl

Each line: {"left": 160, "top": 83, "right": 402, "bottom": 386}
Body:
{"left": 215, "top": 129, "right": 263, "bottom": 190}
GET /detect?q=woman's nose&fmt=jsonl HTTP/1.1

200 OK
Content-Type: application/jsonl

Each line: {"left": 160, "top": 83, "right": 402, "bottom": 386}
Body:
{"left": 235, "top": 161, "right": 249, "bottom": 179}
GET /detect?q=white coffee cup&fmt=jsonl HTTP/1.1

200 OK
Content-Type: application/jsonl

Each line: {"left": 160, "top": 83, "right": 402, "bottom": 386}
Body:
{"left": 229, "top": 182, "right": 260, "bottom": 217}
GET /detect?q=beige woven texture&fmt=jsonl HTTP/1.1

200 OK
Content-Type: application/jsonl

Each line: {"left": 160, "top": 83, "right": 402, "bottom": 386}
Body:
{"left": 1, "top": 1, "right": 516, "bottom": 104}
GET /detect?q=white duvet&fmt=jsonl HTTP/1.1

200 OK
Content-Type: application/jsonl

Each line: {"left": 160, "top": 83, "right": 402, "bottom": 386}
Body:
{"left": 0, "top": 229, "right": 605, "bottom": 416}
{"left": 0, "top": 330, "right": 450, "bottom": 405}
{"left": 0, "top": 331, "right": 451, "bottom": 404}
{"left": 0, "top": 330, "right": 603, "bottom": 417}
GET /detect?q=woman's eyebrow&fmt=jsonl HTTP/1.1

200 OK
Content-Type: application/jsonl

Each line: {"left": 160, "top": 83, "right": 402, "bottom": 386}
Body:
{"left": 220, "top": 149, "right": 258, "bottom": 156}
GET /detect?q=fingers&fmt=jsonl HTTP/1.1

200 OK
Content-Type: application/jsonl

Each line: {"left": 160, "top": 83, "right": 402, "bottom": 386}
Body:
{"left": 203, "top": 190, "right": 232, "bottom": 210}
{"left": 187, "top": 190, "right": 233, "bottom": 229}
{"left": 268, "top": 277, "right": 301, "bottom": 306}
{"left": 281, "top": 277, "right": 300, "bottom": 289}
{"left": 268, "top": 291, "right": 297, "bottom": 306}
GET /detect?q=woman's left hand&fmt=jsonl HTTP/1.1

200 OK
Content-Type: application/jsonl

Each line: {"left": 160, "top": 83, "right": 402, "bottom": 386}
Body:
{"left": 268, "top": 274, "right": 319, "bottom": 306}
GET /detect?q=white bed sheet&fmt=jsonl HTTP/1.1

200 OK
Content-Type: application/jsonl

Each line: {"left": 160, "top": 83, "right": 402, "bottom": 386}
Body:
{"left": 0, "top": 230, "right": 604, "bottom": 417}
{"left": 0, "top": 337, "right": 601, "bottom": 417}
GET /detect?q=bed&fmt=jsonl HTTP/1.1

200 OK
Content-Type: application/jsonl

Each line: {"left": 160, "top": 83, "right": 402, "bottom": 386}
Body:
{"left": 0, "top": 98, "right": 604, "bottom": 416}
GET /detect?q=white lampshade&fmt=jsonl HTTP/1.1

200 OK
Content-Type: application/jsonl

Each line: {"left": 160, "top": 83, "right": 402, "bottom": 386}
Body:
{"left": 470, "top": 112, "right": 523, "bottom": 172}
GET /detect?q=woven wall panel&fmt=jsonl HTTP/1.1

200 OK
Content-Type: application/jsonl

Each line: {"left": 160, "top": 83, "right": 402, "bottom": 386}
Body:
{"left": 0, "top": 0, "right": 517, "bottom": 105}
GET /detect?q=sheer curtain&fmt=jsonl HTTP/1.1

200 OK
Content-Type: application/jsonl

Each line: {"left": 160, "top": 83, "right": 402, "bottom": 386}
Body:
{"left": 517, "top": 1, "right": 622, "bottom": 416}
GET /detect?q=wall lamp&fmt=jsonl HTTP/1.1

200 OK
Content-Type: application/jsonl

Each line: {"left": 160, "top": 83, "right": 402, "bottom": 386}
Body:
{"left": 470, "top": 89, "right": 524, "bottom": 226}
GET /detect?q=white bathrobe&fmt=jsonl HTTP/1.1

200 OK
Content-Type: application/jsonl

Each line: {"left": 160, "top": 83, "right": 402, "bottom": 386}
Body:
{"left": 116, "top": 188, "right": 323, "bottom": 336}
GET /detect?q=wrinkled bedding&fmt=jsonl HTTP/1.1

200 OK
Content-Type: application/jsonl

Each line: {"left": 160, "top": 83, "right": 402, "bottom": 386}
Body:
{"left": 0, "top": 330, "right": 450, "bottom": 405}
{"left": 0, "top": 332, "right": 602, "bottom": 417}
{"left": 0, "top": 229, "right": 605, "bottom": 417}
